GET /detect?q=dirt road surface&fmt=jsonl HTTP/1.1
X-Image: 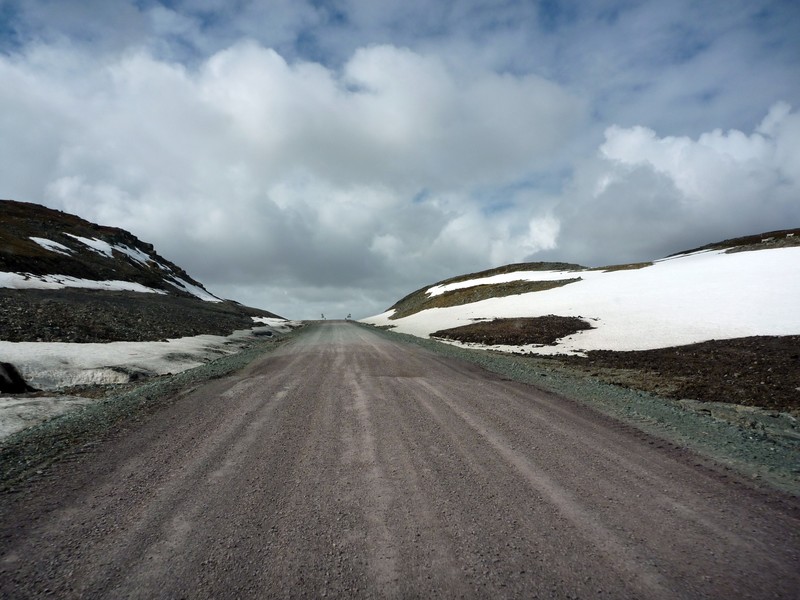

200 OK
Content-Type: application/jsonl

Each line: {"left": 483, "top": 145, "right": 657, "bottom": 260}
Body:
{"left": 2, "top": 322, "right": 798, "bottom": 598}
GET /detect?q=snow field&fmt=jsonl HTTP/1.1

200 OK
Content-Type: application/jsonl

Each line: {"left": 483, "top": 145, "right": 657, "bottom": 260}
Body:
{"left": 0, "top": 318, "right": 297, "bottom": 439}
{"left": 362, "top": 247, "right": 800, "bottom": 354}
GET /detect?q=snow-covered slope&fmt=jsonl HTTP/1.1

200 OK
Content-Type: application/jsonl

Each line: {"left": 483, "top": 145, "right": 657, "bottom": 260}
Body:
{"left": 0, "top": 319, "right": 299, "bottom": 391}
{"left": 362, "top": 233, "right": 800, "bottom": 355}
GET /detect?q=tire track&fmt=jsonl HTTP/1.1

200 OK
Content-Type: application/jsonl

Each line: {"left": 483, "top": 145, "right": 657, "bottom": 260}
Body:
{"left": 1, "top": 321, "right": 798, "bottom": 599}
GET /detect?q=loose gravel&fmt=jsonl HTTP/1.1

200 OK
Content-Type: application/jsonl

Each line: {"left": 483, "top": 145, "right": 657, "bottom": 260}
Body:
{"left": 3, "top": 322, "right": 797, "bottom": 497}
{"left": 0, "top": 328, "right": 302, "bottom": 492}
{"left": 3, "top": 322, "right": 798, "bottom": 599}
{"left": 0, "top": 288, "right": 279, "bottom": 343}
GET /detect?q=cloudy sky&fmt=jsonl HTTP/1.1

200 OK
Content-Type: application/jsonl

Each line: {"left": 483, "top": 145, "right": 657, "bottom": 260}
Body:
{"left": 1, "top": 0, "right": 798, "bottom": 318}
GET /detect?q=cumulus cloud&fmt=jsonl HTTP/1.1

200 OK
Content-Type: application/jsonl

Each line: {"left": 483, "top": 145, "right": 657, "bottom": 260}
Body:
{"left": 0, "top": 39, "right": 584, "bottom": 316}
{"left": 542, "top": 102, "right": 800, "bottom": 266}
{"left": 602, "top": 102, "right": 799, "bottom": 218}
{"left": 1, "top": 1, "right": 798, "bottom": 318}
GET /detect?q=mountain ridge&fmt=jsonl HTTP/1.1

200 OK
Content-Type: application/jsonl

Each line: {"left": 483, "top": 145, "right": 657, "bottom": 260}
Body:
{"left": 1, "top": 199, "right": 212, "bottom": 298}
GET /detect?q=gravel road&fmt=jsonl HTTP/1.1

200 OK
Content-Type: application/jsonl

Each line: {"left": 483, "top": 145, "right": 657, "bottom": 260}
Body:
{"left": 1, "top": 321, "right": 798, "bottom": 598}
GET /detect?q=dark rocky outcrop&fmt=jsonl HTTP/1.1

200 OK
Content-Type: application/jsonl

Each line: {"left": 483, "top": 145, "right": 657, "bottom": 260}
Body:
{"left": 0, "top": 362, "right": 36, "bottom": 393}
{"left": 0, "top": 199, "right": 210, "bottom": 298}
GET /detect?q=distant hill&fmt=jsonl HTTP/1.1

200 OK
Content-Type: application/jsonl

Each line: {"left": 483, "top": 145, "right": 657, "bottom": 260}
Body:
{"left": 0, "top": 199, "right": 282, "bottom": 342}
{"left": 363, "top": 228, "right": 800, "bottom": 354}
{"left": 363, "top": 229, "right": 800, "bottom": 411}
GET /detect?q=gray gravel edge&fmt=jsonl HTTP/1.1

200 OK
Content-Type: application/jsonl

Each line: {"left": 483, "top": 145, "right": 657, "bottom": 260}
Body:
{"left": 363, "top": 324, "right": 800, "bottom": 496}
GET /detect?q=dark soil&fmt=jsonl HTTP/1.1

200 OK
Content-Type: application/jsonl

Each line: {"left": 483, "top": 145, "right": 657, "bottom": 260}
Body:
{"left": 556, "top": 336, "right": 800, "bottom": 413}
{"left": 432, "top": 315, "right": 593, "bottom": 346}
{"left": 0, "top": 288, "right": 281, "bottom": 343}
{"left": 428, "top": 317, "right": 800, "bottom": 413}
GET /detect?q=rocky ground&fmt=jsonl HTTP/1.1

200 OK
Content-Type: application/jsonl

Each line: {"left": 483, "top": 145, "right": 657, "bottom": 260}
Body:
{"left": 556, "top": 335, "right": 800, "bottom": 414}
{"left": 429, "top": 316, "right": 799, "bottom": 414}
{"left": 0, "top": 288, "right": 280, "bottom": 343}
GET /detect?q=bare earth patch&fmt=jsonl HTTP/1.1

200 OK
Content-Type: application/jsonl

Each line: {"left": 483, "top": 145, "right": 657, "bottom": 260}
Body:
{"left": 551, "top": 335, "right": 800, "bottom": 413}
{"left": 430, "top": 317, "right": 799, "bottom": 414}
{"left": 432, "top": 315, "right": 593, "bottom": 346}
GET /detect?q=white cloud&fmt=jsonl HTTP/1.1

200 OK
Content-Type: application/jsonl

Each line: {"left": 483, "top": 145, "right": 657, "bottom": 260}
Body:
{"left": 600, "top": 102, "right": 798, "bottom": 207}
{"left": 541, "top": 102, "right": 800, "bottom": 267}
{"left": 1, "top": 1, "right": 798, "bottom": 318}
{"left": 0, "top": 39, "right": 585, "bottom": 317}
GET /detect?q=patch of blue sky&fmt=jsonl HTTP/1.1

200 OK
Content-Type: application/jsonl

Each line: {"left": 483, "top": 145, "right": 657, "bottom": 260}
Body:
{"left": 0, "top": 2, "right": 21, "bottom": 52}
{"left": 478, "top": 170, "right": 573, "bottom": 202}
{"left": 536, "top": 0, "right": 578, "bottom": 32}
{"left": 474, "top": 172, "right": 571, "bottom": 217}
{"left": 480, "top": 199, "right": 515, "bottom": 216}
{"left": 411, "top": 189, "right": 431, "bottom": 205}
{"left": 133, "top": 0, "right": 169, "bottom": 9}
{"left": 294, "top": 28, "right": 326, "bottom": 64}
{"left": 662, "top": 25, "right": 711, "bottom": 66}
{"left": 309, "top": 0, "right": 348, "bottom": 27}
{"left": 692, "top": 88, "right": 721, "bottom": 105}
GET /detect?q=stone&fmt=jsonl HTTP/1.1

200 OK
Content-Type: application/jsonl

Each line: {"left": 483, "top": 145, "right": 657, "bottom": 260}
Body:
{"left": 0, "top": 362, "right": 37, "bottom": 393}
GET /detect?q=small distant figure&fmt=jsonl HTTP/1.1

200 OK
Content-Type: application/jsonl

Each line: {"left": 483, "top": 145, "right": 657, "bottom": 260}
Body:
{"left": 346, "top": 313, "right": 352, "bottom": 320}
{"left": 321, "top": 313, "right": 326, "bottom": 320}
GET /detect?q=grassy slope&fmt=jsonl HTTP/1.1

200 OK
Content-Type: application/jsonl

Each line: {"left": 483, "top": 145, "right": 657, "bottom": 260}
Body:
{"left": 387, "top": 262, "right": 584, "bottom": 320}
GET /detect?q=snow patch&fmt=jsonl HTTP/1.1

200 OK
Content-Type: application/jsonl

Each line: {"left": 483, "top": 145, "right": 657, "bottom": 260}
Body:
{"left": 63, "top": 233, "right": 170, "bottom": 270}
{"left": 0, "top": 327, "right": 276, "bottom": 391}
{"left": 165, "top": 276, "right": 222, "bottom": 302}
{"left": 64, "top": 233, "right": 114, "bottom": 257}
{"left": 113, "top": 243, "right": 156, "bottom": 266}
{"left": 29, "top": 237, "right": 73, "bottom": 256}
{"left": 0, "top": 395, "right": 97, "bottom": 439}
{"left": 251, "top": 316, "right": 302, "bottom": 333}
{"left": 0, "top": 272, "right": 167, "bottom": 294}
{"left": 0, "top": 324, "right": 290, "bottom": 439}
{"left": 426, "top": 269, "right": 587, "bottom": 296}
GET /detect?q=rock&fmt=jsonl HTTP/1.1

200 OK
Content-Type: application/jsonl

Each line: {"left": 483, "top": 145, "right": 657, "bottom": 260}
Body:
{"left": 0, "top": 362, "right": 37, "bottom": 393}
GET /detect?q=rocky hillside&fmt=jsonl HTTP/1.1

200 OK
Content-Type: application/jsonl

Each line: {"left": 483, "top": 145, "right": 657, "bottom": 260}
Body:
{"left": 2, "top": 199, "right": 215, "bottom": 297}
{"left": 1, "top": 199, "right": 282, "bottom": 343}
